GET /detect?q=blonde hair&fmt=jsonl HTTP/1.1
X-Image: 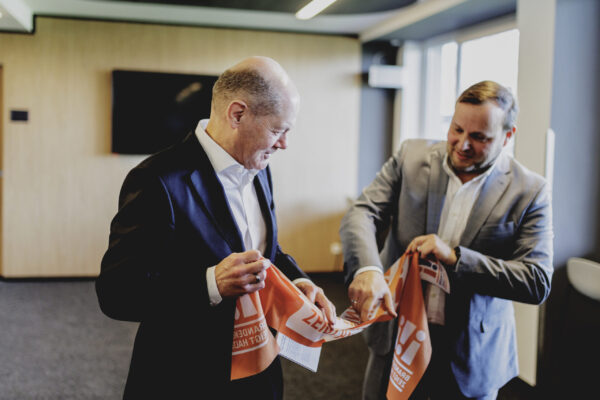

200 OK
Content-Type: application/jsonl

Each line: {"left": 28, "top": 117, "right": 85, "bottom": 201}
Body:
{"left": 457, "top": 80, "right": 518, "bottom": 130}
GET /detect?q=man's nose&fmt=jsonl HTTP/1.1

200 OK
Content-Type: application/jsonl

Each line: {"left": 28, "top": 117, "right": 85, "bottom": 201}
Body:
{"left": 275, "top": 133, "right": 288, "bottom": 150}
{"left": 458, "top": 136, "right": 470, "bottom": 151}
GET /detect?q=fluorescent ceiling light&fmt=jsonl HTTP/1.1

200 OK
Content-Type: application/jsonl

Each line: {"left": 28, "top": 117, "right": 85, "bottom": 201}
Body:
{"left": 296, "top": 0, "right": 338, "bottom": 20}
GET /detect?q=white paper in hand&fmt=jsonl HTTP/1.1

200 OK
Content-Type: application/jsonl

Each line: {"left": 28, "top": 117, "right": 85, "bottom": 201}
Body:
{"left": 276, "top": 331, "right": 322, "bottom": 372}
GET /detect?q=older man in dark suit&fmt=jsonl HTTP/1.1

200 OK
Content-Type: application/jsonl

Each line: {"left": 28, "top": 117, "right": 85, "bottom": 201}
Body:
{"left": 96, "top": 56, "right": 336, "bottom": 399}
{"left": 341, "top": 81, "right": 553, "bottom": 399}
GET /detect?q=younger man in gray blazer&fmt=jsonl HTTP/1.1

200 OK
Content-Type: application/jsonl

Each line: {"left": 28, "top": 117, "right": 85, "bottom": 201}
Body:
{"left": 340, "top": 80, "right": 553, "bottom": 399}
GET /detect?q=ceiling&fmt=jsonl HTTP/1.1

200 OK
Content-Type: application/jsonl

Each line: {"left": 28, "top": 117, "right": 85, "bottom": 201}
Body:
{"left": 0, "top": 0, "right": 516, "bottom": 43}
{"left": 99, "top": 0, "right": 418, "bottom": 15}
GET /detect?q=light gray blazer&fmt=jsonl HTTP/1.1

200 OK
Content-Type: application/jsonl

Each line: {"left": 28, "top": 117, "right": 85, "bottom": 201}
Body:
{"left": 340, "top": 139, "right": 553, "bottom": 397}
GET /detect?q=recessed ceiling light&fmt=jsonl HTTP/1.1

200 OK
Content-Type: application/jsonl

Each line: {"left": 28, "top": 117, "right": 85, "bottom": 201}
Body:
{"left": 296, "top": 0, "right": 338, "bottom": 20}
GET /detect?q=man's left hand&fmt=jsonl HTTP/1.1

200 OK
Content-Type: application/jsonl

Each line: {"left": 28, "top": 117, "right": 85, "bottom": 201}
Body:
{"left": 295, "top": 281, "right": 337, "bottom": 327}
{"left": 406, "top": 234, "right": 457, "bottom": 266}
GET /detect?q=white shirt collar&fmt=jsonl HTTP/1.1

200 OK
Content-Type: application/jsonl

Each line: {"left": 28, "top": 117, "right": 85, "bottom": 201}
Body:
{"left": 194, "top": 119, "right": 258, "bottom": 184}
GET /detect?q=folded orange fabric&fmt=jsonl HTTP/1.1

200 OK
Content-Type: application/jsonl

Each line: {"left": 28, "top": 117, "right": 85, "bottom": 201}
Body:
{"left": 231, "top": 252, "right": 448, "bottom": 399}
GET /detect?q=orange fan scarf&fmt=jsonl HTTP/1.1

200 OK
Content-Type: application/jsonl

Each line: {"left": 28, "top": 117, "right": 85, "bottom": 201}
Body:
{"left": 231, "top": 252, "right": 449, "bottom": 399}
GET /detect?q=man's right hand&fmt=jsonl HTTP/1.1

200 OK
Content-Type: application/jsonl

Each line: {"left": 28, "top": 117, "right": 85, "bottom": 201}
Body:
{"left": 214, "top": 250, "right": 269, "bottom": 298}
{"left": 348, "top": 270, "right": 397, "bottom": 322}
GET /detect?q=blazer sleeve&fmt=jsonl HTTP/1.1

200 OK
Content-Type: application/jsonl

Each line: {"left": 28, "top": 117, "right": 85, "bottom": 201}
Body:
{"left": 96, "top": 166, "right": 211, "bottom": 322}
{"left": 455, "top": 181, "right": 554, "bottom": 305}
{"left": 273, "top": 248, "right": 309, "bottom": 282}
{"left": 339, "top": 142, "right": 407, "bottom": 284}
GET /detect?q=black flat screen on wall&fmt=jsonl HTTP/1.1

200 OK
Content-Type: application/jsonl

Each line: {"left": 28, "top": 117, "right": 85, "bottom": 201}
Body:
{"left": 111, "top": 70, "right": 218, "bottom": 154}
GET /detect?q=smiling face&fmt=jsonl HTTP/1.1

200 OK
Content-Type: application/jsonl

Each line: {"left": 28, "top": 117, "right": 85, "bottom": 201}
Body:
{"left": 234, "top": 94, "right": 299, "bottom": 170}
{"left": 446, "top": 100, "right": 513, "bottom": 181}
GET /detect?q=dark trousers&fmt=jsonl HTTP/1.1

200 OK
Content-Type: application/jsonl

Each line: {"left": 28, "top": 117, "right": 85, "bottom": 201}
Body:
{"left": 123, "top": 356, "right": 283, "bottom": 400}
{"left": 363, "top": 325, "right": 497, "bottom": 400}
{"left": 226, "top": 356, "right": 284, "bottom": 400}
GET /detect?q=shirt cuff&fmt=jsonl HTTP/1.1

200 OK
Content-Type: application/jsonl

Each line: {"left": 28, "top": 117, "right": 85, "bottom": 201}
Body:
{"left": 354, "top": 265, "right": 384, "bottom": 279}
{"left": 206, "top": 266, "right": 223, "bottom": 306}
{"left": 292, "top": 277, "right": 313, "bottom": 286}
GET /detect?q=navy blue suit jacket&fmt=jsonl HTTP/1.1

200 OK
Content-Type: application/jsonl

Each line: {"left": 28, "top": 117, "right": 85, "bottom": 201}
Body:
{"left": 96, "top": 131, "right": 308, "bottom": 398}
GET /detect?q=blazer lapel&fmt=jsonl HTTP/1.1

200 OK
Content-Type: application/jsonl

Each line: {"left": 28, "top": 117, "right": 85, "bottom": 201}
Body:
{"left": 254, "top": 169, "right": 276, "bottom": 260}
{"left": 183, "top": 133, "right": 244, "bottom": 253}
{"left": 460, "top": 155, "right": 511, "bottom": 247}
{"left": 426, "top": 150, "right": 449, "bottom": 235}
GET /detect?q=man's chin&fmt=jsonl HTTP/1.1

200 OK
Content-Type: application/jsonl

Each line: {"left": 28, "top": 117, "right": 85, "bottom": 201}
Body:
{"left": 450, "top": 155, "right": 473, "bottom": 172}
{"left": 253, "top": 160, "right": 270, "bottom": 170}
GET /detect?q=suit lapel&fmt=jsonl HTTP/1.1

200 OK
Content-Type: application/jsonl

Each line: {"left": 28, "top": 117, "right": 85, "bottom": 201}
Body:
{"left": 460, "top": 155, "right": 511, "bottom": 247}
{"left": 426, "top": 150, "right": 449, "bottom": 235}
{"left": 254, "top": 169, "right": 276, "bottom": 260}
{"left": 183, "top": 133, "right": 244, "bottom": 253}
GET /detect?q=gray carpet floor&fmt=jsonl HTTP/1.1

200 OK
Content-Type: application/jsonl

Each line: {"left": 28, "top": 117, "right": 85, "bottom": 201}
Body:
{"left": 0, "top": 275, "right": 532, "bottom": 400}
{"left": 0, "top": 276, "right": 367, "bottom": 400}
{"left": 0, "top": 279, "right": 136, "bottom": 399}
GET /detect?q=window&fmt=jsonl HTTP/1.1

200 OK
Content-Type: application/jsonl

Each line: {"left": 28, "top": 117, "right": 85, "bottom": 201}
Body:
{"left": 459, "top": 29, "right": 519, "bottom": 93}
{"left": 395, "top": 17, "right": 519, "bottom": 146}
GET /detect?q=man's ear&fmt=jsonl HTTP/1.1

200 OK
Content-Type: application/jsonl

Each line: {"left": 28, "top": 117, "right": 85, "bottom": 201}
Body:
{"left": 227, "top": 100, "right": 248, "bottom": 129}
{"left": 503, "top": 125, "right": 516, "bottom": 146}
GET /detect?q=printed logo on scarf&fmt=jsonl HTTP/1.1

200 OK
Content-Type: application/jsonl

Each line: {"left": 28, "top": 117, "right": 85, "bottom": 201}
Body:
{"left": 232, "top": 294, "right": 270, "bottom": 355}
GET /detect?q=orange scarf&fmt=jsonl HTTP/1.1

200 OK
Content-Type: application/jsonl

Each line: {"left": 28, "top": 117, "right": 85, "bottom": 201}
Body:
{"left": 231, "top": 252, "right": 449, "bottom": 399}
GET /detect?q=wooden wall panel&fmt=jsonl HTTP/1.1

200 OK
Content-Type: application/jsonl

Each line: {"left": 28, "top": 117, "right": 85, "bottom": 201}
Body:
{"left": 0, "top": 17, "right": 360, "bottom": 277}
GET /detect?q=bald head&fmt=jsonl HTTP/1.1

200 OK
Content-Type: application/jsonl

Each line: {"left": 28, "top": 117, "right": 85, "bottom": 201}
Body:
{"left": 211, "top": 56, "right": 299, "bottom": 118}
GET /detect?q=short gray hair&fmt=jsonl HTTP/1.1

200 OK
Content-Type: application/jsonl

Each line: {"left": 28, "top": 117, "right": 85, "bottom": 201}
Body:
{"left": 212, "top": 68, "right": 282, "bottom": 116}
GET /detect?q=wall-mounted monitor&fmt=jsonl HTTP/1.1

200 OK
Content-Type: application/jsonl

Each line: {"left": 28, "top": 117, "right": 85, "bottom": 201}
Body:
{"left": 111, "top": 70, "right": 218, "bottom": 155}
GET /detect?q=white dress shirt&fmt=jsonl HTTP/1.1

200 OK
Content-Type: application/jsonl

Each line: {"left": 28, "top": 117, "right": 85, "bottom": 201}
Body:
{"left": 353, "top": 149, "right": 504, "bottom": 325}
{"left": 195, "top": 120, "right": 309, "bottom": 305}
{"left": 425, "top": 151, "right": 502, "bottom": 325}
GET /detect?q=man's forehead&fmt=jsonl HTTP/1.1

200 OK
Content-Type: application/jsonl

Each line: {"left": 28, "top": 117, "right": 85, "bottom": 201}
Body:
{"left": 455, "top": 102, "right": 503, "bottom": 122}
